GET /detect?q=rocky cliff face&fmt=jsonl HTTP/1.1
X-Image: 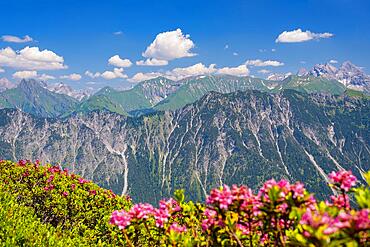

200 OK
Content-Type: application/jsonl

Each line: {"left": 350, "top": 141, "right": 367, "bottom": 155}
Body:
{"left": 0, "top": 90, "right": 368, "bottom": 203}
{"left": 307, "top": 61, "right": 370, "bottom": 92}
{"left": 46, "top": 82, "right": 91, "bottom": 101}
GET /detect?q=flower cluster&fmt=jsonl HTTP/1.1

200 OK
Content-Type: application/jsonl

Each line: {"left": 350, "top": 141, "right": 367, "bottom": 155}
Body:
{"left": 108, "top": 169, "right": 369, "bottom": 246}
{"left": 300, "top": 208, "right": 370, "bottom": 236}
{"left": 0, "top": 159, "right": 131, "bottom": 245}
{"left": 329, "top": 170, "right": 357, "bottom": 192}
{"left": 110, "top": 198, "right": 182, "bottom": 230}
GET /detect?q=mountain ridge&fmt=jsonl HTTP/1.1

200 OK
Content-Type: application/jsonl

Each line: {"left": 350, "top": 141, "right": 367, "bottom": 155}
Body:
{"left": 1, "top": 89, "right": 368, "bottom": 203}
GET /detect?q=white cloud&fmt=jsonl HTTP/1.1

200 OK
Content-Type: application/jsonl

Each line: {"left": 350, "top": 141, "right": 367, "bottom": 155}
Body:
{"left": 142, "top": 28, "right": 196, "bottom": 61}
{"left": 271, "top": 49, "right": 276, "bottom": 52}
{"left": 217, "top": 65, "right": 249, "bottom": 76}
{"left": 258, "top": 69, "right": 271, "bottom": 74}
{"left": 224, "top": 44, "right": 229, "bottom": 49}
{"left": 275, "top": 29, "right": 333, "bottom": 43}
{"left": 233, "top": 52, "right": 239, "bottom": 56}
{"left": 166, "top": 63, "right": 216, "bottom": 80}
{"left": 0, "top": 46, "right": 66, "bottom": 70}
{"left": 12, "top": 70, "right": 38, "bottom": 79}
{"left": 259, "top": 49, "right": 267, "bottom": 53}
{"left": 113, "top": 31, "right": 123, "bottom": 35}
{"left": 128, "top": 63, "right": 216, "bottom": 82}
{"left": 85, "top": 70, "right": 101, "bottom": 78}
{"left": 245, "top": 59, "right": 284, "bottom": 67}
{"left": 329, "top": 59, "right": 338, "bottom": 64}
{"left": 39, "top": 74, "right": 56, "bottom": 81}
{"left": 12, "top": 70, "right": 55, "bottom": 81}
{"left": 0, "top": 68, "right": 4, "bottom": 73}
{"left": 60, "top": 73, "right": 82, "bottom": 81}
{"left": 136, "top": 58, "right": 168, "bottom": 66}
{"left": 101, "top": 68, "right": 127, "bottom": 80}
{"left": 128, "top": 72, "right": 163, "bottom": 82}
{"left": 86, "top": 81, "right": 97, "bottom": 85}
{"left": 128, "top": 63, "right": 251, "bottom": 82}
{"left": 1, "top": 35, "right": 33, "bottom": 43}
{"left": 108, "top": 55, "right": 132, "bottom": 67}
{"left": 85, "top": 69, "right": 127, "bottom": 80}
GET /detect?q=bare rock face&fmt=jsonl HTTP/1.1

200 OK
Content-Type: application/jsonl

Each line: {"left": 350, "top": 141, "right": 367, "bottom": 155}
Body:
{"left": 307, "top": 61, "right": 370, "bottom": 92}
{"left": 46, "top": 82, "right": 91, "bottom": 101}
{"left": 0, "top": 90, "right": 368, "bottom": 203}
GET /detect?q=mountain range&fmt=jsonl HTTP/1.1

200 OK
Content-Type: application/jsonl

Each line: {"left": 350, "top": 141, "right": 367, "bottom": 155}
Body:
{"left": 0, "top": 89, "right": 368, "bottom": 203}
{"left": 1, "top": 60, "right": 369, "bottom": 118}
{"left": 0, "top": 60, "right": 369, "bottom": 203}
{"left": 0, "top": 79, "right": 78, "bottom": 118}
{"left": 304, "top": 61, "right": 370, "bottom": 92}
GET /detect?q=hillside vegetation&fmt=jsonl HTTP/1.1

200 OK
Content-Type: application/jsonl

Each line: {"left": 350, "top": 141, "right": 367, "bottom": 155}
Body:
{"left": 0, "top": 159, "right": 369, "bottom": 246}
{"left": 0, "top": 159, "right": 131, "bottom": 246}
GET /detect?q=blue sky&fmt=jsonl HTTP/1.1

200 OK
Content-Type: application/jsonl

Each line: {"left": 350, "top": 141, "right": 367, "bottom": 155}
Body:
{"left": 1, "top": 0, "right": 370, "bottom": 90}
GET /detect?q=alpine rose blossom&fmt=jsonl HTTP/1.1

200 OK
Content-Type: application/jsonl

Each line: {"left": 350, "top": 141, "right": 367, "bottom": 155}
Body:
{"left": 206, "top": 185, "right": 233, "bottom": 210}
{"left": 329, "top": 170, "right": 357, "bottom": 192}
{"left": 169, "top": 222, "right": 187, "bottom": 233}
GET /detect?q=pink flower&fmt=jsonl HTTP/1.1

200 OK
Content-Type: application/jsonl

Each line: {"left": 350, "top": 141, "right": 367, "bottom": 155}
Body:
{"left": 169, "top": 222, "right": 187, "bottom": 233}
{"left": 48, "top": 166, "right": 61, "bottom": 173}
{"left": 236, "top": 224, "right": 250, "bottom": 235}
{"left": 78, "top": 178, "right": 88, "bottom": 184}
{"left": 43, "top": 185, "right": 55, "bottom": 191}
{"left": 330, "top": 194, "right": 350, "bottom": 209}
{"left": 71, "top": 184, "right": 76, "bottom": 190}
{"left": 18, "top": 160, "right": 27, "bottom": 166}
{"left": 353, "top": 209, "right": 370, "bottom": 230}
{"left": 46, "top": 175, "right": 54, "bottom": 183}
{"left": 329, "top": 170, "right": 357, "bottom": 192}
{"left": 62, "top": 191, "right": 68, "bottom": 197}
{"left": 300, "top": 208, "right": 333, "bottom": 230}
{"left": 89, "top": 190, "right": 97, "bottom": 195}
{"left": 206, "top": 185, "right": 233, "bottom": 210}
{"left": 201, "top": 208, "right": 217, "bottom": 231}
{"left": 110, "top": 210, "right": 132, "bottom": 229}
{"left": 291, "top": 182, "right": 305, "bottom": 199}
{"left": 277, "top": 203, "right": 288, "bottom": 213}
{"left": 130, "top": 203, "right": 155, "bottom": 220}
{"left": 159, "top": 198, "right": 181, "bottom": 213}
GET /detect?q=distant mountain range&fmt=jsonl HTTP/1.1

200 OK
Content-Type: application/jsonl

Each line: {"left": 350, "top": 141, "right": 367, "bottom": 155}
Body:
{"left": 1, "top": 61, "right": 369, "bottom": 118}
{"left": 304, "top": 61, "right": 370, "bottom": 92}
{"left": 0, "top": 90, "right": 368, "bottom": 202}
{"left": 46, "top": 82, "right": 92, "bottom": 101}
{"left": 0, "top": 60, "right": 369, "bottom": 203}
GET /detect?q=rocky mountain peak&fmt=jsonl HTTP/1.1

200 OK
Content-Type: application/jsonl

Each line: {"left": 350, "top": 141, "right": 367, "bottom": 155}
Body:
{"left": 297, "top": 68, "right": 308, "bottom": 77}
{"left": 46, "top": 82, "right": 91, "bottom": 101}
{"left": 309, "top": 63, "right": 338, "bottom": 77}
{"left": 19, "top": 79, "right": 46, "bottom": 92}
{"left": 302, "top": 61, "right": 370, "bottom": 92}
{"left": 340, "top": 61, "right": 362, "bottom": 74}
{"left": 267, "top": 73, "right": 292, "bottom": 81}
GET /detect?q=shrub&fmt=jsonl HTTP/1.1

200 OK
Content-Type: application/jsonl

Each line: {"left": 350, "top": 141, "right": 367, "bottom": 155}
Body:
{"left": 0, "top": 159, "right": 131, "bottom": 245}
{"left": 110, "top": 170, "right": 370, "bottom": 246}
